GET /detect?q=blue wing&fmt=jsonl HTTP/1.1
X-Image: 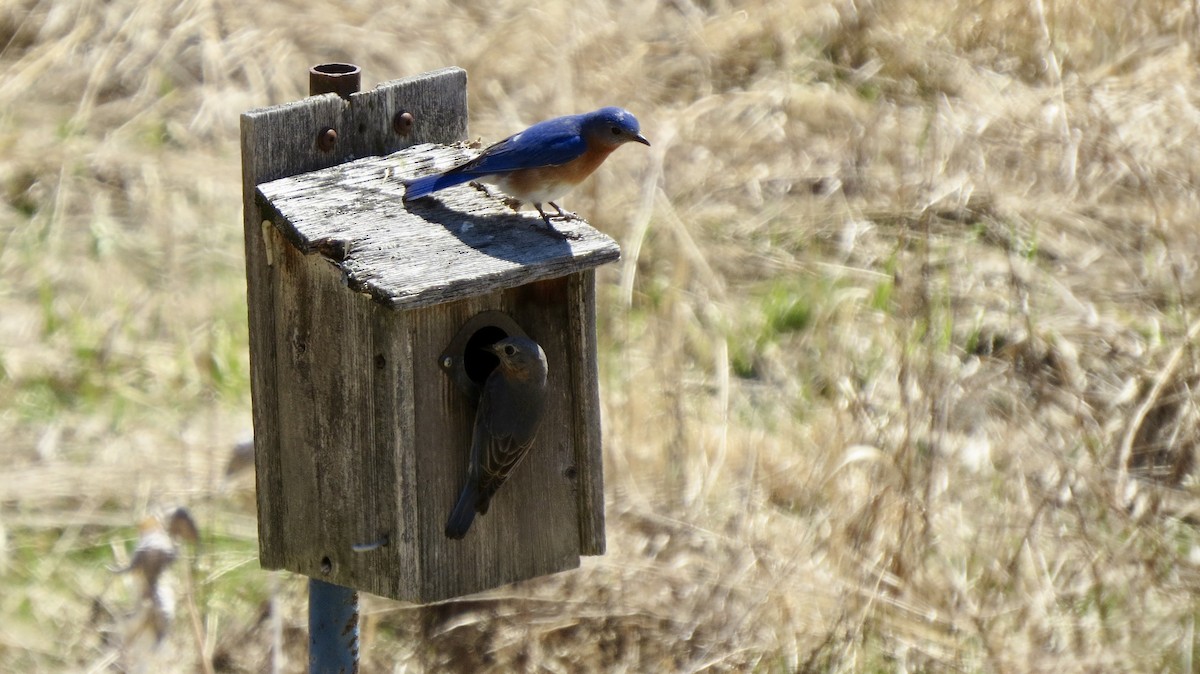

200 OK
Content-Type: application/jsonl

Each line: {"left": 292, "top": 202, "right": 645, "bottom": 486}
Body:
{"left": 457, "top": 117, "right": 588, "bottom": 175}
{"left": 404, "top": 114, "right": 587, "bottom": 201}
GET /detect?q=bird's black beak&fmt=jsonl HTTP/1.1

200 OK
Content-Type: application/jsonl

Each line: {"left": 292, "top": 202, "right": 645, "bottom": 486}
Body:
{"left": 633, "top": 133, "right": 650, "bottom": 146}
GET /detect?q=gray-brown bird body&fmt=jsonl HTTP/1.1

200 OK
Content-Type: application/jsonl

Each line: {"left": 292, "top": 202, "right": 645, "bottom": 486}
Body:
{"left": 445, "top": 336, "right": 548, "bottom": 539}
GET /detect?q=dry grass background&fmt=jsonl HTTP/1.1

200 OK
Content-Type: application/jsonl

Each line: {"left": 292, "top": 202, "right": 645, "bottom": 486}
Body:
{"left": 3, "top": 0, "right": 1200, "bottom": 671}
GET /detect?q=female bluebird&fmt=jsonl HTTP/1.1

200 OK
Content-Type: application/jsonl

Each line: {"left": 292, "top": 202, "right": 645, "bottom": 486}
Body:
{"left": 404, "top": 107, "right": 649, "bottom": 228}
{"left": 445, "top": 336, "right": 549, "bottom": 540}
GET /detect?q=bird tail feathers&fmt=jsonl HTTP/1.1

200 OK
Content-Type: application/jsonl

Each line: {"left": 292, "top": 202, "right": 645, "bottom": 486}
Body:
{"left": 402, "top": 171, "right": 474, "bottom": 201}
{"left": 444, "top": 483, "right": 478, "bottom": 540}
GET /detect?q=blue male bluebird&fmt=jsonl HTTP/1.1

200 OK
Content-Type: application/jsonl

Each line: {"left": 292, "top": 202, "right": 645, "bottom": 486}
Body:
{"left": 404, "top": 107, "right": 649, "bottom": 230}
{"left": 445, "top": 336, "right": 549, "bottom": 540}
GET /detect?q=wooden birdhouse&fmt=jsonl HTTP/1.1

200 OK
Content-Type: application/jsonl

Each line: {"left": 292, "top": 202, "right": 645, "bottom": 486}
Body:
{"left": 241, "top": 67, "right": 616, "bottom": 602}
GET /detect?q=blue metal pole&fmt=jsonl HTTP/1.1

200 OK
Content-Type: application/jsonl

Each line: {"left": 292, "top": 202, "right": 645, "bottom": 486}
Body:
{"left": 309, "top": 578, "right": 359, "bottom": 673}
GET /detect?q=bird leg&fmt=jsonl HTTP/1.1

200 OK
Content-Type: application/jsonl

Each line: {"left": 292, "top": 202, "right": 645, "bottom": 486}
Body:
{"left": 533, "top": 203, "right": 555, "bottom": 226}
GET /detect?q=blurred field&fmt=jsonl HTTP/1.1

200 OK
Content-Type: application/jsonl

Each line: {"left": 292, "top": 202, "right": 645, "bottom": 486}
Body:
{"left": 4, "top": 0, "right": 1200, "bottom": 671}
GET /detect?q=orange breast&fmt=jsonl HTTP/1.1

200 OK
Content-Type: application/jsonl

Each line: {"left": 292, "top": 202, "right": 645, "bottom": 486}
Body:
{"left": 496, "top": 146, "right": 617, "bottom": 203}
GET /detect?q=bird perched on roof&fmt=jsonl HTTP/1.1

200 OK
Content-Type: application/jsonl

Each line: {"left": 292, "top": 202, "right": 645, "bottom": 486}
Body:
{"left": 404, "top": 107, "right": 649, "bottom": 233}
{"left": 445, "top": 335, "right": 549, "bottom": 540}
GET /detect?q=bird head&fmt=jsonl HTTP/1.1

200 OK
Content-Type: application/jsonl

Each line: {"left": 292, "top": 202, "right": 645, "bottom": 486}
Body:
{"left": 487, "top": 336, "right": 548, "bottom": 382}
{"left": 583, "top": 107, "right": 650, "bottom": 148}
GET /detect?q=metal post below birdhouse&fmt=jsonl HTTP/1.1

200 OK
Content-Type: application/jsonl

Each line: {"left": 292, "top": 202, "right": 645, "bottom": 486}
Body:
{"left": 240, "top": 67, "right": 615, "bottom": 606}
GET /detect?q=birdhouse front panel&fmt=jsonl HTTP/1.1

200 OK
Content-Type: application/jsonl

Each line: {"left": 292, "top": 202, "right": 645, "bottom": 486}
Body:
{"left": 409, "top": 277, "right": 585, "bottom": 601}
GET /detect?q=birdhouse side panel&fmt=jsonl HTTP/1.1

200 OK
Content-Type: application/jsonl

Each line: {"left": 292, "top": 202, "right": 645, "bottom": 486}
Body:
{"left": 354, "top": 297, "right": 421, "bottom": 599}
{"left": 256, "top": 233, "right": 417, "bottom": 598}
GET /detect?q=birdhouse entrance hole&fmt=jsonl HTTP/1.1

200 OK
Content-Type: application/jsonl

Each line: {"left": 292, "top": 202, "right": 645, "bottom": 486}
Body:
{"left": 440, "top": 310, "right": 531, "bottom": 398}
{"left": 461, "top": 326, "right": 505, "bottom": 383}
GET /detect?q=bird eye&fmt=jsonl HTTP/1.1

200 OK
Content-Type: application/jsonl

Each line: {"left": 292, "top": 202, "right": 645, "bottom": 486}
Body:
{"left": 504, "top": 344, "right": 517, "bottom": 356}
{"left": 610, "top": 126, "right": 622, "bottom": 135}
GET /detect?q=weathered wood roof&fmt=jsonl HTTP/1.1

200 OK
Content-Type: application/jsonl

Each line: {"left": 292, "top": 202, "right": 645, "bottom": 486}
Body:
{"left": 256, "top": 142, "right": 621, "bottom": 310}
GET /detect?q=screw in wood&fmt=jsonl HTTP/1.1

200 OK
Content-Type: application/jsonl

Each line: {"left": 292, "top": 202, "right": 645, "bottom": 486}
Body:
{"left": 393, "top": 110, "right": 415, "bottom": 136}
{"left": 317, "top": 127, "right": 338, "bottom": 152}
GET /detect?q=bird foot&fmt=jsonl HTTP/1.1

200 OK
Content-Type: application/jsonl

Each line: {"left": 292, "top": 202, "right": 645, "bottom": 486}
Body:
{"left": 546, "top": 202, "right": 582, "bottom": 222}
{"left": 550, "top": 210, "right": 581, "bottom": 222}
{"left": 535, "top": 219, "right": 582, "bottom": 241}
{"left": 532, "top": 202, "right": 583, "bottom": 239}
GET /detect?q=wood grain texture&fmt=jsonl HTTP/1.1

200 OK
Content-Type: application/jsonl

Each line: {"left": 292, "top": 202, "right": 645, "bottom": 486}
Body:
{"left": 568, "top": 271, "right": 607, "bottom": 555}
{"left": 256, "top": 142, "right": 621, "bottom": 311}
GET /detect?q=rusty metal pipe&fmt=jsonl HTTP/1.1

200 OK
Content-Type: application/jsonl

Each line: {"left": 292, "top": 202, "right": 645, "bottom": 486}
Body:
{"left": 309, "top": 63, "right": 361, "bottom": 99}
